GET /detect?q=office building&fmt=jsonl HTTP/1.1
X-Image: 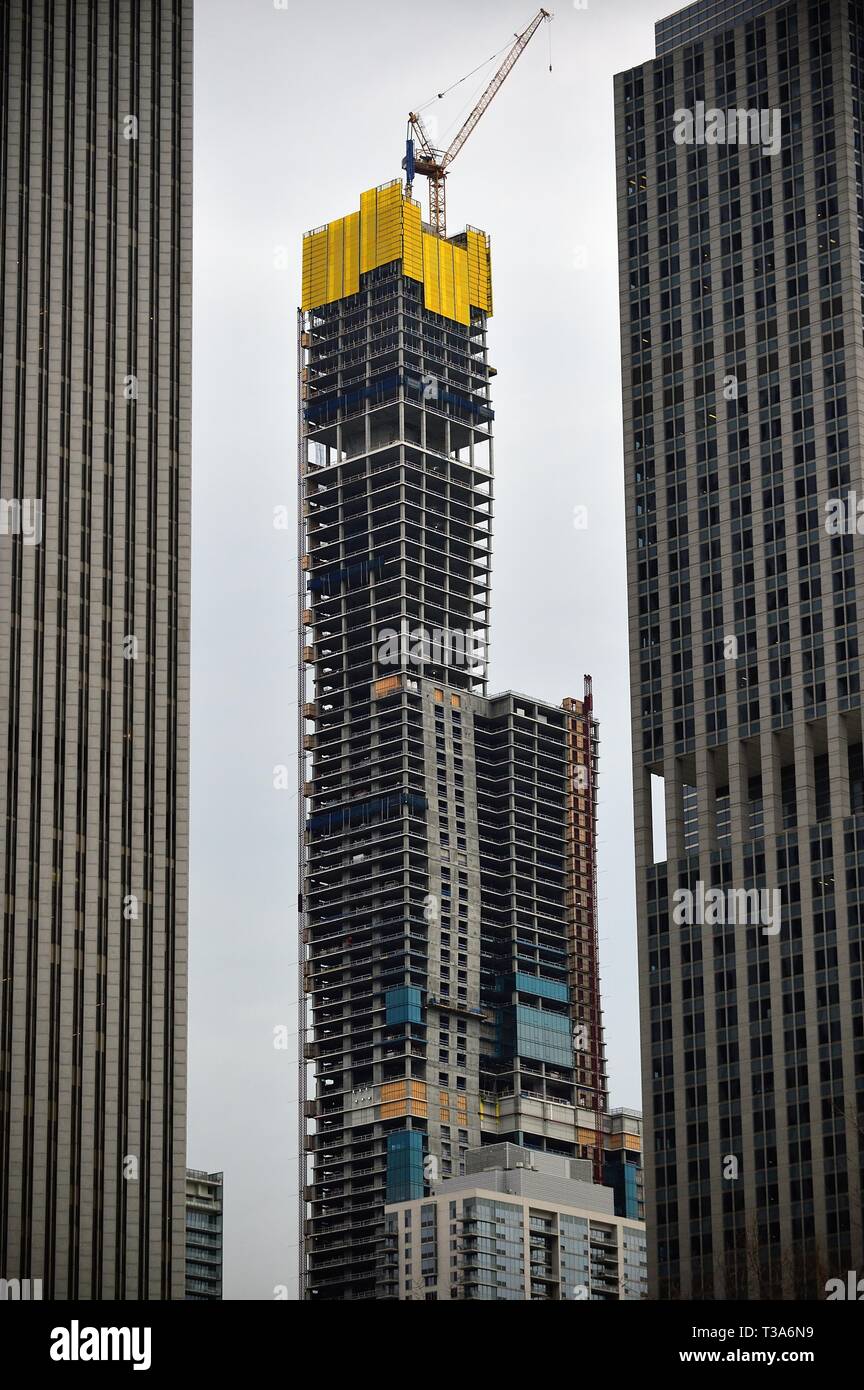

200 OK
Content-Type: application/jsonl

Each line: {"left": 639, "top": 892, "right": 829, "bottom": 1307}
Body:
{"left": 616, "top": 0, "right": 864, "bottom": 1296}
{"left": 0, "top": 0, "right": 192, "bottom": 1298}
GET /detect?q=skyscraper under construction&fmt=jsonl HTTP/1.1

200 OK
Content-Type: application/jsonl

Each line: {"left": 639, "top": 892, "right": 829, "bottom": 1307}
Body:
{"left": 297, "top": 182, "right": 608, "bottom": 1299}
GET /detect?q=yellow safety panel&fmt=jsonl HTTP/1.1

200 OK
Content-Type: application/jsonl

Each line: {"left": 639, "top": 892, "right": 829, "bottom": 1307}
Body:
{"left": 302, "top": 182, "right": 492, "bottom": 322}
{"left": 420, "top": 236, "right": 469, "bottom": 326}
{"left": 376, "top": 181, "right": 403, "bottom": 265}
{"left": 326, "top": 218, "right": 344, "bottom": 304}
{"left": 422, "top": 232, "right": 441, "bottom": 316}
{"left": 467, "top": 228, "right": 493, "bottom": 314}
{"left": 403, "top": 199, "right": 424, "bottom": 282}
{"left": 344, "top": 211, "right": 360, "bottom": 298}
{"left": 360, "top": 188, "right": 378, "bottom": 274}
{"left": 440, "top": 242, "right": 455, "bottom": 321}
{"left": 302, "top": 219, "right": 360, "bottom": 311}
{"left": 301, "top": 228, "right": 328, "bottom": 312}
{"left": 453, "top": 247, "right": 470, "bottom": 325}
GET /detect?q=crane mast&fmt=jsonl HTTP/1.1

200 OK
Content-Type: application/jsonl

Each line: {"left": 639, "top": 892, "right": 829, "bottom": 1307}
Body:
{"left": 404, "top": 7, "right": 552, "bottom": 236}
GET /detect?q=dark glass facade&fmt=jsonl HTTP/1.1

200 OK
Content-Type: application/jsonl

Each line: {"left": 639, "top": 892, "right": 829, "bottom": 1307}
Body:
{"left": 617, "top": 0, "right": 864, "bottom": 1298}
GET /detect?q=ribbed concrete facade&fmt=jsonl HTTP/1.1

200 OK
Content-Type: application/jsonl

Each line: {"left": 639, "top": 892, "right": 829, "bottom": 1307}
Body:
{"left": 617, "top": 0, "right": 864, "bottom": 1298}
{"left": 0, "top": 0, "right": 192, "bottom": 1299}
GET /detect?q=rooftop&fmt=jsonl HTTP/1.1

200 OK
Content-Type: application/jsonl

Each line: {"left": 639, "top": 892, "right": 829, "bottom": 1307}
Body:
{"left": 655, "top": 0, "right": 781, "bottom": 56}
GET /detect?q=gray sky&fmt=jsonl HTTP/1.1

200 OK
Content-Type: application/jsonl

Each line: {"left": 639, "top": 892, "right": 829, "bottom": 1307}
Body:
{"left": 190, "top": 0, "right": 662, "bottom": 1299}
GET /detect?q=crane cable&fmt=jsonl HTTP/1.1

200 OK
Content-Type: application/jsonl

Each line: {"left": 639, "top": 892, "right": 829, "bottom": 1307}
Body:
{"left": 438, "top": 69, "right": 500, "bottom": 150}
{"left": 416, "top": 14, "right": 553, "bottom": 118}
{"left": 415, "top": 38, "right": 513, "bottom": 113}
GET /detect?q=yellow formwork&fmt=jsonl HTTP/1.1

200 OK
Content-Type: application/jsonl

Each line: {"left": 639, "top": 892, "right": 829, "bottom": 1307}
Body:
{"left": 302, "top": 228, "right": 328, "bottom": 313}
{"left": 326, "top": 219, "right": 343, "bottom": 304}
{"left": 422, "top": 232, "right": 441, "bottom": 317}
{"left": 359, "top": 188, "right": 378, "bottom": 275}
{"left": 454, "top": 249, "right": 470, "bottom": 325}
{"left": 302, "top": 216, "right": 359, "bottom": 311}
{"left": 402, "top": 199, "right": 424, "bottom": 282}
{"left": 439, "top": 242, "right": 456, "bottom": 321}
{"left": 343, "top": 211, "right": 360, "bottom": 298}
{"left": 302, "top": 181, "right": 493, "bottom": 323}
{"left": 466, "top": 228, "right": 493, "bottom": 315}
{"left": 376, "top": 181, "right": 403, "bottom": 265}
{"left": 419, "top": 236, "right": 470, "bottom": 324}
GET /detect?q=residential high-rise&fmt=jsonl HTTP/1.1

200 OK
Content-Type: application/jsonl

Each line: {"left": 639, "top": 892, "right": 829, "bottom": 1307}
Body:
{"left": 298, "top": 183, "right": 607, "bottom": 1299}
{"left": 616, "top": 0, "right": 864, "bottom": 1298}
{"left": 185, "top": 1170, "right": 223, "bottom": 1301}
{"left": 384, "top": 1143, "right": 647, "bottom": 1301}
{"left": 0, "top": 1, "right": 192, "bottom": 1298}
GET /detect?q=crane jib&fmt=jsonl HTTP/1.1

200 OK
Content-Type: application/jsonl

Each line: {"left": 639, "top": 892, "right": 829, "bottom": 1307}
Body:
{"left": 402, "top": 6, "right": 552, "bottom": 236}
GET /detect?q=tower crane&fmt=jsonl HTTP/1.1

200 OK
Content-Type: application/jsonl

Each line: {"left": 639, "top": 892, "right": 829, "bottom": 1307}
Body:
{"left": 403, "top": 7, "right": 552, "bottom": 237}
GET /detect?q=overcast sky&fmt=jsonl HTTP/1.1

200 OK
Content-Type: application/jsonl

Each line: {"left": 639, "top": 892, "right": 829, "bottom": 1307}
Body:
{"left": 190, "top": 0, "right": 665, "bottom": 1299}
